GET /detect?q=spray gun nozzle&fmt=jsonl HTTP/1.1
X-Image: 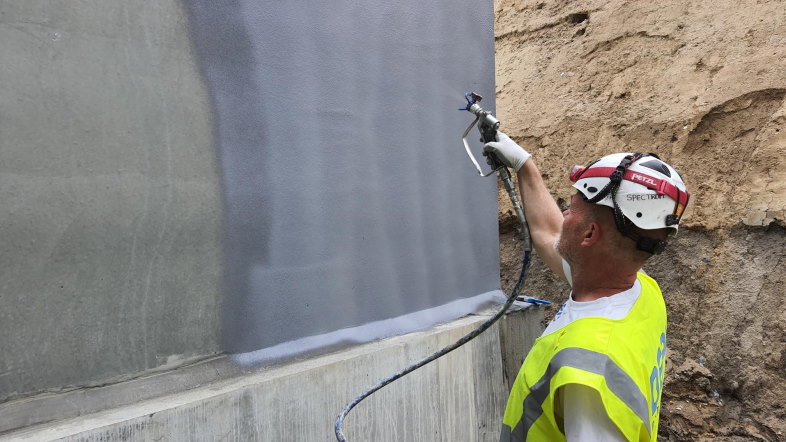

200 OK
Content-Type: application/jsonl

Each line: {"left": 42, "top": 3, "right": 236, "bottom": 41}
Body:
{"left": 459, "top": 92, "right": 483, "bottom": 111}
{"left": 466, "top": 92, "right": 482, "bottom": 104}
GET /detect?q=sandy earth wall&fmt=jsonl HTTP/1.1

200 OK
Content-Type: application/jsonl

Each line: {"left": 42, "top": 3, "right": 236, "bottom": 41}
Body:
{"left": 494, "top": 1, "right": 785, "bottom": 440}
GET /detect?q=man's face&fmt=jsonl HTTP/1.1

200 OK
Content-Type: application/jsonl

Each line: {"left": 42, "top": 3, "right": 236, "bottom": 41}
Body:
{"left": 555, "top": 192, "right": 590, "bottom": 263}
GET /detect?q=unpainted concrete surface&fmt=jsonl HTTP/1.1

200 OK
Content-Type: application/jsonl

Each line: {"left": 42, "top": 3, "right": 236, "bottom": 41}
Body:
{"left": 1, "top": 309, "right": 543, "bottom": 442}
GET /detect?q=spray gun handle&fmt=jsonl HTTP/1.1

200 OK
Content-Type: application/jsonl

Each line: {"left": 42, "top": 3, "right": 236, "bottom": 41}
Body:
{"left": 478, "top": 122, "right": 506, "bottom": 171}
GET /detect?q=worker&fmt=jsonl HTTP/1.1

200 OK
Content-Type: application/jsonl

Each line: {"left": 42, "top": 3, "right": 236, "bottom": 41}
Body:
{"left": 484, "top": 132, "right": 690, "bottom": 441}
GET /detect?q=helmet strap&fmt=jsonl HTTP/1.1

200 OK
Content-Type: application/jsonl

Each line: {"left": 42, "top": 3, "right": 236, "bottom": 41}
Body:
{"left": 611, "top": 185, "right": 667, "bottom": 255}
{"left": 584, "top": 153, "right": 644, "bottom": 204}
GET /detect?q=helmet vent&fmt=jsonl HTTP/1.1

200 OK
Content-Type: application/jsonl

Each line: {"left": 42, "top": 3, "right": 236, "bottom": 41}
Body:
{"left": 587, "top": 186, "right": 597, "bottom": 193}
{"left": 640, "top": 159, "right": 671, "bottom": 177}
{"left": 636, "top": 212, "right": 643, "bottom": 218}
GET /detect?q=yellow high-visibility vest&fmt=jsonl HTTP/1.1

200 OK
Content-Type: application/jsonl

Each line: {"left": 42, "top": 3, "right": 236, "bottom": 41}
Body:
{"left": 501, "top": 272, "right": 667, "bottom": 441}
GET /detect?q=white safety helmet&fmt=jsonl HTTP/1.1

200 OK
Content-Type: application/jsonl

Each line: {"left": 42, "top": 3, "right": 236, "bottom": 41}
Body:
{"left": 569, "top": 153, "right": 690, "bottom": 254}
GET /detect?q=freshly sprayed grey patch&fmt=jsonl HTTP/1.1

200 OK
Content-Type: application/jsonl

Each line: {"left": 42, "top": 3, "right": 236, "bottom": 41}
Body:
{"left": 184, "top": 0, "right": 499, "bottom": 354}
{"left": 231, "top": 289, "right": 507, "bottom": 367}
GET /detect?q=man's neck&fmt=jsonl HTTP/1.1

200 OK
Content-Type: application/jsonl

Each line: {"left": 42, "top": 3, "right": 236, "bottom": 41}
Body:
{"left": 570, "top": 266, "right": 639, "bottom": 302}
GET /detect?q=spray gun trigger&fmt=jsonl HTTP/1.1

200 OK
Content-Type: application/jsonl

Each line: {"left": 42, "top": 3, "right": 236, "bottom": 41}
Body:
{"left": 484, "top": 152, "right": 495, "bottom": 167}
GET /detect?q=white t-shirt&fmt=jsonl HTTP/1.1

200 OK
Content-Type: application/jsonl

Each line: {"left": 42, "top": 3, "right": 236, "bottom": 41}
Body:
{"left": 542, "top": 278, "right": 641, "bottom": 336}
{"left": 544, "top": 260, "right": 640, "bottom": 441}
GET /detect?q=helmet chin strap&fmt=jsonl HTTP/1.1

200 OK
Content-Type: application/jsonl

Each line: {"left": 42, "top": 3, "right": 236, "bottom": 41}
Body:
{"left": 611, "top": 186, "right": 668, "bottom": 255}
{"left": 583, "top": 153, "right": 668, "bottom": 255}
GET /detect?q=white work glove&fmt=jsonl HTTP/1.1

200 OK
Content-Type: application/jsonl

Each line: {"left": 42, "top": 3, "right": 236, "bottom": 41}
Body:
{"left": 483, "top": 131, "right": 531, "bottom": 172}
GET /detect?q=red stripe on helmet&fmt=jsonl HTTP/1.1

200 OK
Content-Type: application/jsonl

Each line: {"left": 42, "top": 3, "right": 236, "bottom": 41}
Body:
{"left": 573, "top": 166, "right": 690, "bottom": 206}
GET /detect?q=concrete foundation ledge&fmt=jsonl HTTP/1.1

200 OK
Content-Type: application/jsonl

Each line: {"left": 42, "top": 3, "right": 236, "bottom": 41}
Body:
{"left": 1, "top": 308, "right": 542, "bottom": 442}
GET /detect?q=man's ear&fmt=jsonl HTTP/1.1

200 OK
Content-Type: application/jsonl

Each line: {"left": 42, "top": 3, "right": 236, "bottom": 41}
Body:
{"left": 580, "top": 222, "right": 601, "bottom": 247}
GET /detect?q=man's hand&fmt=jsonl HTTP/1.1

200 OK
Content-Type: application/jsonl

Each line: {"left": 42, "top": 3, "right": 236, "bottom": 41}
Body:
{"left": 483, "top": 131, "right": 532, "bottom": 172}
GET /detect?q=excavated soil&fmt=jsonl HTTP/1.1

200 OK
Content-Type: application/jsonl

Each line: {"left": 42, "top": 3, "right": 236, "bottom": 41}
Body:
{"left": 494, "top": 1, "right": 786, "bottom": 440}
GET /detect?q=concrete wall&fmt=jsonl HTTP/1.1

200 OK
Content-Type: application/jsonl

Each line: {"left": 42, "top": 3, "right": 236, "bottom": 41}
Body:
{"left": 0, "top": 308, "right": 543, "bottom": 442}
{"left": 0, "top": 5, "right": 515, "bottom": 441}
{"left": 0, "top": 1, "right": 223, "bottom": 401}
{"left": 1, "top": 0, "right": 501, "bottom": 407}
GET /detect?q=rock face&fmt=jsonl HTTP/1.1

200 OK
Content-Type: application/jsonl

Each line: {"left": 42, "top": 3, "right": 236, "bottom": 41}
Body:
{"left": 494, "top": 1, "right": 786, "bottom": 439}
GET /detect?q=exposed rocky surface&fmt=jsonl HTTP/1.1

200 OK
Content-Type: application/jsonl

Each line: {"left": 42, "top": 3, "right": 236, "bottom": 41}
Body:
{"left": 494, "top": 1, "right": 786, "bottom": 439}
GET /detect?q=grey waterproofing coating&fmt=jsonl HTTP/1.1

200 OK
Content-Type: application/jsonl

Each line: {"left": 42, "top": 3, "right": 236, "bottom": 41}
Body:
{"left": 184, "top": 0, "right": 501, "bottom": 354}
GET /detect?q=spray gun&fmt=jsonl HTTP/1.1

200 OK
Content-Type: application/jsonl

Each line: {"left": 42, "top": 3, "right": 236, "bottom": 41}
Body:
{"left": 459, "top": 92, "right": 531, "bottom": 251}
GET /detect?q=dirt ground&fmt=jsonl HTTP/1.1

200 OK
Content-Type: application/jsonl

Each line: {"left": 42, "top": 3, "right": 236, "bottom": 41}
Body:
{"left": 494, "top": 0, "right": 786, "bottom": 440}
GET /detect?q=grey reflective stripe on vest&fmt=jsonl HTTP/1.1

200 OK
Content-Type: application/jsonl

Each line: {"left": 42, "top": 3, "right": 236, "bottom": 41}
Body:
{"left": 501, "top": 347, "right": 650, "bottom": 442}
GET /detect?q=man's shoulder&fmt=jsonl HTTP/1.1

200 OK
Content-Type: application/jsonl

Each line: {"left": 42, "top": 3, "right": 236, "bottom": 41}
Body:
{"left": 636, "top": 271, "right": 662, "bottom": 293}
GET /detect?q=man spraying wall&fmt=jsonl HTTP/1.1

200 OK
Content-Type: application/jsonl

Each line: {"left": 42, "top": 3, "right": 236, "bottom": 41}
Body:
{"left": 484, "top": 135, "right": 690, "bottom": 441}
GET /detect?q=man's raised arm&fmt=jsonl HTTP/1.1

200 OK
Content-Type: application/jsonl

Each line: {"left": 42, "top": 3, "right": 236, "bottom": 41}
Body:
{"left": 484, "top": 132, "right": 566, "bottom": 280}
